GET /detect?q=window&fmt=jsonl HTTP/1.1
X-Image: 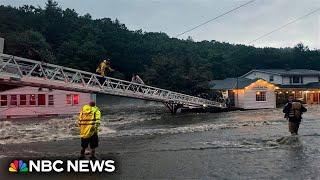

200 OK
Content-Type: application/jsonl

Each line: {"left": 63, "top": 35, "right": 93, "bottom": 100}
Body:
{"left": 38, "top": 94, "right": 46, "bottom": 106}
{"left": 20, "top": 95, "right": 27, "bottom": 106}
{"left": 256, "top": 91, "right": 266, "bottom": 101}
{"left": 29, "top": 94, "right": 36, "bottom": 106}
{"left": 0, "top": 95, "right": 7, "bottom": 107}
{"left": 73, "top": 94, "right": 79, "bottom": 105}
{"left": 48, "top": 95, "right": 54, "bottom": 106}
{"left": 66, "top": 94, "right": 79, "bottom": 105}
{"left": 292, "top": 76, "right": 301, "bottom": 84}
{"left": 10, "top": 95, "right": 17, "bottom": 106}
{"left": 66, "top": 94, "right": 72, "bottom": 105}
{"left": 269, "top": 75, "right": 274, "bottom": 82}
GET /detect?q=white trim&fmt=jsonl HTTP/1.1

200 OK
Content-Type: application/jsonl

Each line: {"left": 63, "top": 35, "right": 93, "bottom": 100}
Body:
{"left": 241, "top": 69, "right": 282, "bottom": 77}
{"left": 241, "top": 69, "right": 320, "bottom": 78}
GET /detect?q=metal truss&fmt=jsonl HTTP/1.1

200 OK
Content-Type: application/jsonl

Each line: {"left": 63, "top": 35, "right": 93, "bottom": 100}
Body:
{"left": 0, "top": 53, "right": 226, "bottom": 112}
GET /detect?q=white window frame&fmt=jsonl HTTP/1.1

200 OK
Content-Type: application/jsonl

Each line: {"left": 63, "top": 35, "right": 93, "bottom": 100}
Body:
{"left": 0, "top": 95, "right": 8, "bottom": 107}
{"left": 256, "top": 91, "right": 267, "bottom": 102}
{"left": 29, "top": 94, "right": 37, "bottom": 106}
{"left": 19, "top": 94, "right": 27, "bottom": 106}
{"left": 48, "top": 94, "right": 54, "bottom": 106}
{"left": 9, "top": 95, "right": 18, "bottom": 107}
{"left": 66, "top": 94, "right": 72, "bottom": 105}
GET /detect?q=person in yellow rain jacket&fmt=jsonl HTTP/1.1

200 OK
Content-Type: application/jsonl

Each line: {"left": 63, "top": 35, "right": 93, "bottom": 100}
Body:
{"left": 78, "top": 101, "right": 101, "bottom": 159}
{"left": 96, "top": 59, "right": 114, "bottom": 77}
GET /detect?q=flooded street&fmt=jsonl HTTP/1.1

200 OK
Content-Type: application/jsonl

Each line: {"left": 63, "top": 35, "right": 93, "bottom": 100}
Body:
{"left": 0, "top": 97, "right": 320, "bottom": 179}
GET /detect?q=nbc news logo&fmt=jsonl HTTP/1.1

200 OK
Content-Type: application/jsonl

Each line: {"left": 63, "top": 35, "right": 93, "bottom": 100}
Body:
{"left": 8, "top": 159, "right": 115, "bottom": 173}
{"left": 9, "top": 160, "right": 28, "bottom": 173}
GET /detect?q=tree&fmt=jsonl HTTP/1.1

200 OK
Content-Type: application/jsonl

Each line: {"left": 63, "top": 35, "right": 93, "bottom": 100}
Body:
{"left": 143, "top": 54, "right": 212, "bottom": 94}
{"left": 187, "top": 36, "right": 194, "bottom": 42}
{"left": 5, "top": 30, "right": 55, "bottom": 62}
{"left": 294, "top": 43, "right": 309, "bottom": 52}
{"left": 0, "top": 1, "right": 319, "bottom": 95}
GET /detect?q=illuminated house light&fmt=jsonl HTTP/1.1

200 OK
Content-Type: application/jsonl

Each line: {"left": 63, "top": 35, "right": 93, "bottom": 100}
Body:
{"left": 211, "top": 68, "right": 320, "bottom": 107}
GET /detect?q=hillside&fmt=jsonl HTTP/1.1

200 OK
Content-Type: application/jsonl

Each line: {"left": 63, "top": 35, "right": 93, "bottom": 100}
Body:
{"left": 1, "top": 0, "right": 320, "bottom": 95}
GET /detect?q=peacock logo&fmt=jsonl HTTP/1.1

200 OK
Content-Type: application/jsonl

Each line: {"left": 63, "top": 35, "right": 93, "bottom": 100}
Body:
{"left": 9, "top": 160, "right": 28, "bottom": 173}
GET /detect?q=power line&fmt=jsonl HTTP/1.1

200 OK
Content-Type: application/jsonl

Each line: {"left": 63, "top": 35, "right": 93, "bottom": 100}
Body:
{"left": 249, "top": 7, "right": 320, "bottom": 44}
{"left": 175, "top": 0, "right": 255, "bottom": 38}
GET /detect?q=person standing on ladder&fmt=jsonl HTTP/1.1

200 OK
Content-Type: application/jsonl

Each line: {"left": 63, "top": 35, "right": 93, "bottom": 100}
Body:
{"left": 78, "top": 101, "right": 101, "bottom": 160}
{"left": 131, "top": 73, "right": 145, "bottom": 85}
{"left": 96, "top": 59, "right": 114, "bottom": 77}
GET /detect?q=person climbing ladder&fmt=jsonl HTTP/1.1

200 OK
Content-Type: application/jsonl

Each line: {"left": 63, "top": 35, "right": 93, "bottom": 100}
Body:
{"left": 96, "top": 59, "right": 114, "bottom": 77}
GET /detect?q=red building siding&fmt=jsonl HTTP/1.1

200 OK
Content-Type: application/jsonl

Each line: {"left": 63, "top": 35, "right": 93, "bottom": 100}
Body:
{"left": 0, "top": 86, "right": 93, "bottom": 119}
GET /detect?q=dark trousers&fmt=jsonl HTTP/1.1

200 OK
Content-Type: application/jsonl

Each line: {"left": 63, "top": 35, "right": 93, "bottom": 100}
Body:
{"left": 81, "top": 134, "right": 99, "bottom": 149}
{"left": 288, "top": 121, "right": 300, "bottom": 135}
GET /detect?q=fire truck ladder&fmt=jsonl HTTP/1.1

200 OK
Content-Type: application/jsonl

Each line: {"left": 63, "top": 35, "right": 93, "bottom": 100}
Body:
{"left": 0, "top": 53, "right": 226, "bottom": 113}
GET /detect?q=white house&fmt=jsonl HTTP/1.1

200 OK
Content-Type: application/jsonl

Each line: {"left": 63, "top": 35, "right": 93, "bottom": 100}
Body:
{"left": 211, "top": 78, "right": 277, "bottom": 109}
{"left": 0, "top": 86, "right": 94, "bottom": 119}
{"left": 242, "top": 69, "right": 320, "bottom": 104}
{"left": 241, "top": 69, "right": 320, "bottom": 85}
{"left": 212, "top": 69, "right": 320, "bottom": 109}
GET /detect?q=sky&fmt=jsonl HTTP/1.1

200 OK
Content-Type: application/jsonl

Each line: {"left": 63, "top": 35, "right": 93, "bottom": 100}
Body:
{"left": 1, "top": 0, "right": 320, "bottom": 49}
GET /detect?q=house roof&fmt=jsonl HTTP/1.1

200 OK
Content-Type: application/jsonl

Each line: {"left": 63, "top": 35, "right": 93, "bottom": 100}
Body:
{"left": 210, "top": 78, "right": 257, "bottom": 90}
{"left": 242, "top": 69, "right": 320, "bottom": 77}
{"left": 279, "top": 82, "right": 320, "bottom": 89}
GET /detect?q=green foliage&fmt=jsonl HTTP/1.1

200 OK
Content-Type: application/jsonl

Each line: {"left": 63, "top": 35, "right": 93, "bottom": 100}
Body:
{"left": 5, "top": 30, "right": 55, "bottom": 62}
{"left": 144, "top": 54, "right": 212, "bottom": 94}
{"left": 0, "top": 1, "right": 320, "bottom": 95}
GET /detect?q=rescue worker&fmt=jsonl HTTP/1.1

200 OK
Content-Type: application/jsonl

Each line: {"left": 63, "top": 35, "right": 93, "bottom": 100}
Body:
{"left": 283, "top": 95, "right": 307, "bottom": 135}
{"left": 96, "top": 59, "right": 114, "bottom": 77}
{"left": 131, "top": 73, "right": 145, "bottom": 85}
{"left": 78, "top": 101, "right": 101, "bottom": 159}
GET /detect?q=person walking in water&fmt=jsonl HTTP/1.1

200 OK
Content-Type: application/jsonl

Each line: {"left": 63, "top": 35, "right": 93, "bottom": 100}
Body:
{"left": 131, "top": 73, "right": 145, "bottom": 85}
{"left": 78, "top": 101, "right": 101, "bottom": 159}
{"left": 96, "top": 59, "right": 114, "bottom": 77}
{"left": 283, "top": 95, "right": 307, "bottom": 135}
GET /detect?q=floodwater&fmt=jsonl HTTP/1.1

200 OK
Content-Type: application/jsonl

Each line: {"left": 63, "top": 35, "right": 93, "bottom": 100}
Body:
{"left": 0, "top": 96, "right": 320, "bottom": 179}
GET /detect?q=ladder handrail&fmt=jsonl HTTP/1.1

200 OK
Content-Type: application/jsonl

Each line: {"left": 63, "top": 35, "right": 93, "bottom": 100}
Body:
{"left": 0, "top": 53, "right": 225, "bottom": 108}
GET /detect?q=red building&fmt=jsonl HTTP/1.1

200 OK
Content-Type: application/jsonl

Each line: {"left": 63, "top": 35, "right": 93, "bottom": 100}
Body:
{"left": 0, "top": 86, "right": 94, "bottom": 119}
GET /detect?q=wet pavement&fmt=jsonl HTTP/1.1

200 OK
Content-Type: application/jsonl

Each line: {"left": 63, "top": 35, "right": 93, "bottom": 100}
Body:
{"left": 0, "top": 98, "right": 320, "bottom": 179}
